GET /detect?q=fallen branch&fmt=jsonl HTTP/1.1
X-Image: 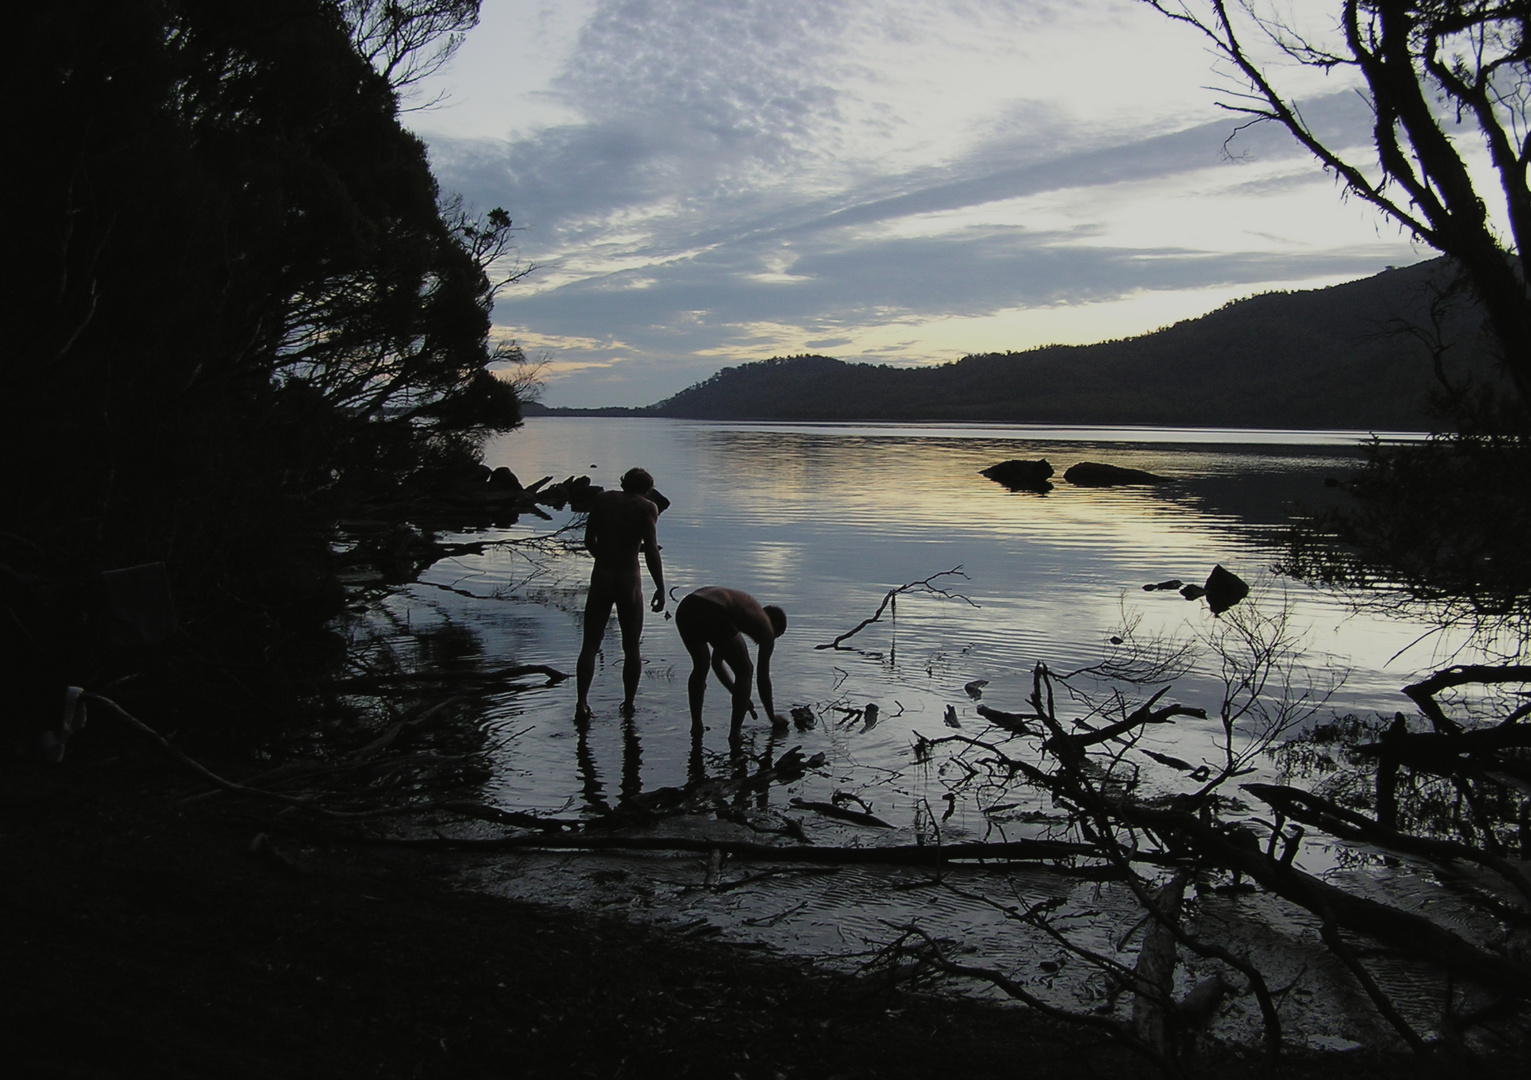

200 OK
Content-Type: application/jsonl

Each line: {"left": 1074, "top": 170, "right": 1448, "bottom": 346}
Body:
{"left": 334, "top": 663, "right": 569, "bottom": 692}
{"left": 815, "top": 567, "right": 976, "bottom": 650}
{"left": 363, "top": 832, "right": 1102, "bottom": 866}
{"left": 1243, "top": 783, "right": 1531, "bottom": 908}
{"left": 788, "top": 798, "right": 894, "bottom": 829}
{"left": 1402, "top": 665, "right": 1531, "bottom": 735}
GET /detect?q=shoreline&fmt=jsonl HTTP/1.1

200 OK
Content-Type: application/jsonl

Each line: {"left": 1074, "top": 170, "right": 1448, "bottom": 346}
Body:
{"left": 1, "top": 741, "right": 1477, "bottom": 1079}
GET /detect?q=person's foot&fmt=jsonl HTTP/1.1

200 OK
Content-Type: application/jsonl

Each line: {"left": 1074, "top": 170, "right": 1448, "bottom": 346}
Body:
{"left": 575, "top": 701, "right": 593, "bottom": 721}
{"left": 619, "top": 699, "right": 636, "bottom": 717}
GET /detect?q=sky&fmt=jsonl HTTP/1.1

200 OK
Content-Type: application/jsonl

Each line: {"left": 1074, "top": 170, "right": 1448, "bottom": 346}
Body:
{"left": 407, "top": 0, "right": 1428, "bottom": 408}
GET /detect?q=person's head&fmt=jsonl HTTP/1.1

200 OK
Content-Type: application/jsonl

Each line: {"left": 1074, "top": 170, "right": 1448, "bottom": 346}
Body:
{"left": 620, "top": 467, "right": 654, "bottom": 494}
{"left": 764, "top": 605, "right": 787, "bottom": 638}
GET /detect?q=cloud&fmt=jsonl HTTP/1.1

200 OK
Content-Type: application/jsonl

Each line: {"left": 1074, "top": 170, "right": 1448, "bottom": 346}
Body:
{"left": 412, "top": 2, "right": 1413, "bottom": 406}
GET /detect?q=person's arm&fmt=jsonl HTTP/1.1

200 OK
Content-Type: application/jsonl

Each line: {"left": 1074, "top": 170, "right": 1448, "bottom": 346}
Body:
{"left": 642, "top": 506, "right": 665, "bottom": 611}
{"left": 755, "top": 637, "right": 779, "bottom": 722}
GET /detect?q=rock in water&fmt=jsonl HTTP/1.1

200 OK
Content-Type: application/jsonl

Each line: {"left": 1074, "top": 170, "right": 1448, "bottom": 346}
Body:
{"left": 1062, "top": 461, "right": 1168, "bottom": 486}
{"left": 1203, "top": 564, "right": 1250, "bottom": 615}
{"left": 980, "top": 459, "right": 1054, "bottom": 492}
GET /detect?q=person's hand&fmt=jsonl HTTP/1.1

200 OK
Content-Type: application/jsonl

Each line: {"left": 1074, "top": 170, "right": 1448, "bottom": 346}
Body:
{"left": 650, "top": 588, "right": 666, "bottom": 613}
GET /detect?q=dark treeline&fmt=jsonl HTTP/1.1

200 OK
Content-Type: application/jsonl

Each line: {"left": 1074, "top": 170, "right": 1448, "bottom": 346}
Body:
{"left": 649, "top": 258, "right": 1495, "bottom": 429}
{"left": 2, "top": 0, "right": 520, "bottom": 723}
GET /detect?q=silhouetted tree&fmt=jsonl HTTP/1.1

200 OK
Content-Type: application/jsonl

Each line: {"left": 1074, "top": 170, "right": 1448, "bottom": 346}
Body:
{"left": 1, "top": 0, "right": 523, "bottom": 718}
{"left": 1147, "top": 1, "right": 1531, "bottom": 407}
{"left": 342, "top": 0, "right": 482, "bottom": 92}
{"left": 1146, "top": 2, "right": 1531, "bottom": 630}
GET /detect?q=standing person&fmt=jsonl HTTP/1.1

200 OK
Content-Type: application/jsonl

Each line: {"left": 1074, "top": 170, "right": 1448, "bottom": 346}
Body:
{"left": 675, "top": 586, "right": 786, "bottom": 730}
{"left": 574, "top": 467, "right": 666, "bottom": 719}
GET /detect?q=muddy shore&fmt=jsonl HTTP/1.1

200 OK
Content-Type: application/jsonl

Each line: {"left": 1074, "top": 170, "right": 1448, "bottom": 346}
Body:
{"left": 0, "top": 734, "right": 1471, "bottom": 1079}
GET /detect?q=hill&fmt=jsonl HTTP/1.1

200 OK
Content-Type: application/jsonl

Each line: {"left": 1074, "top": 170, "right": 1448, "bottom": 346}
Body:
{"left": 647, "top": 259, "right": 1497, "bottom": 429}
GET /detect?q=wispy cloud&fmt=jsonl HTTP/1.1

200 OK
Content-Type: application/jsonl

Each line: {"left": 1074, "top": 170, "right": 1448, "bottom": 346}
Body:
{"left": 414, "top": 0, "right": 1419, "bottom": 405}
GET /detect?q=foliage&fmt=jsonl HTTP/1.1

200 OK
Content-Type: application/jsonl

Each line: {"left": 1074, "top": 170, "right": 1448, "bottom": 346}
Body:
{"left": 1135, "top": 2, "right": 1531, "bottom": 636}
{"left": 0, "top": 0, "right": 523, "bottom": 719}
{"left": 1284, "top": 428, "right": 1531, "bottom": 640}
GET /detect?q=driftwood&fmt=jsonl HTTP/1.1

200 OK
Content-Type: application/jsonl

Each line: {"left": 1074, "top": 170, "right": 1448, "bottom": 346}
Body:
{"left": 974, "top": 704, "right": 1039, "bottom": 733}
{"left": 816, "top": 567, "right": 976, "bottom": 650}
{"left": 1402, "top": 665, "right": 1531, "bottom": 734}
{"left": 1116, "top": 801, "right": 1531, "bottom": 999}
{"left": 334, "top": 663, "right": 569, "bottom": 693}
{"left": 788, "top": 798, "right": 893, "bottom": 829}
{"left": 385, "top": 832, "right": 1101, "bottom": 866}
{"left": 1244, "top": 782, "right": 1531, "bottom": 907}
{"left": 908, "top": 658, "right": 1531, "bottom": 1064}
{"left": 1361, "top": 664, "right": 1531, "bottom": 830}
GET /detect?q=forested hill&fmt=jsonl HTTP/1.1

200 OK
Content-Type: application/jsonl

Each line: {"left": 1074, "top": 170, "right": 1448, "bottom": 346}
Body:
{"left": 647, "top": 259, "right": 1495, "bottom": 429}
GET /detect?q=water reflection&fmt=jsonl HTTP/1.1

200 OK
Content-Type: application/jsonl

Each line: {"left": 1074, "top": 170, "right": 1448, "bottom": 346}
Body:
{"left": 404, "top": 419, "right": 1489, "bottom": 828}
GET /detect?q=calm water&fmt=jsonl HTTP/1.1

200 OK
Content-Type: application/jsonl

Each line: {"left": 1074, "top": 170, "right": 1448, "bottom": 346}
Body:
{"left": 385, "top": 418, "right": 1487, "bottom": 1047}
{"left": 392, "top": 418, "right": 1463, "bottom": 822}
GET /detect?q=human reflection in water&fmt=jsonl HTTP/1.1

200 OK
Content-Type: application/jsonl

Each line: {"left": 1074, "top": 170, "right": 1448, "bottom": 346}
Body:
{"left": 687, "top": 715, "right": 786, "bottom": 814}
{"left": 675, "top": 586, "right": 786, "bottom": 732}
{"left": 573, "top": 713, "right": 609, "bottom": 814}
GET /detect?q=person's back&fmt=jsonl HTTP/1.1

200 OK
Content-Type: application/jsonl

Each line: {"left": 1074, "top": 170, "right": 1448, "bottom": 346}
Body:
{"left": 676, "top": 586, "right": 786, "bottom": 730}
{"left": 575, "top": 468, "right": 666, "bottom": 719}
{"left": 585, "top": 487, "right": 654, "bottom": 571}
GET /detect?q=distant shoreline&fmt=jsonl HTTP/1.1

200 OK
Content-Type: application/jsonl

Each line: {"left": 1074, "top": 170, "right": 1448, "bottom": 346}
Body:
{"left": 517, "top": 409, "right": 1429, "bottom": 445}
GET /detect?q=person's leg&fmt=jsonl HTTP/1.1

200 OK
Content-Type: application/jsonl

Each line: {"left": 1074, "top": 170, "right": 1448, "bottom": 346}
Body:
{"left": 614, "top": 577, "right": 645, "bottom": 712}
{"left": 575, "top": 577, "right": 615, "bottom": 718}
{"left": 675, "top": 595, "right": 711, "bottom": 729}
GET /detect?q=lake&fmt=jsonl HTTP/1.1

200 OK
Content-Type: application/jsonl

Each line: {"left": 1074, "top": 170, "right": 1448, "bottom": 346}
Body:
{"left": 379, "top": 418, "right": 1482, "bottom": 1045}
{"left": 397, "top": 418, "right": 1452, "bottom": 815}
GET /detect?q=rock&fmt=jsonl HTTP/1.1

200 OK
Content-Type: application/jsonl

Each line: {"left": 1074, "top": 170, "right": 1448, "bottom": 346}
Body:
{"left": 488, "top": 466, "right": 521, "bottom": 490}
{"left": 1062, "top": 461, "right": 1168, "bottom": 486}
{"left": 980, "top": 459, "right": 1054, "bottom": 492}
{"left": 1180, "top": 583, "right": 1206, "bottom": 601}
{"left": 1203, "top": 564, "right": 1250, "bottom": 615}
{"left": 1142, "top": 579, "right": 1183, "bottom": 592}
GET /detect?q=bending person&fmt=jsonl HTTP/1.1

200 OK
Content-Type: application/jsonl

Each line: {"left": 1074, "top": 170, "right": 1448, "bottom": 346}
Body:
{"left": 675, "top": 586, "right": 786, "bottom": 730}
{"left": 575, "top": 467, "right": 665, "bottom": 719}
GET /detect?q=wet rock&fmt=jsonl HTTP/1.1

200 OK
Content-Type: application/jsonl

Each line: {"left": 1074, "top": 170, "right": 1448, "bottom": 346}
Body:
{"left": 1179, "top": 583, "right": 1206, "bottom": 601}
{"left": 1203, "top": 564, "right": 1250, "bottom": 615}
{"left": 1062, "top": 461, "right": 1168, "bottom": 486}
{"left": 1142, "top": 579, "right": 1183, "bottom": 592}
{"left": 981, "top": 458, "right": 1054, "bottom": 492}
{"left": 488, "top": 466, "right": 522, "bottom": 490}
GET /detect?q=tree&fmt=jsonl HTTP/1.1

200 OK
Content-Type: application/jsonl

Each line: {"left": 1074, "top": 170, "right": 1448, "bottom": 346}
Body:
{"left": 1146, "top": 1, "right": 1531, "bottom": 407}
{"left": 0, "top": 0, "right": 525, "bottom": 719}
{"left": 341, "top": 0, "right": 482, "bottom": 92}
